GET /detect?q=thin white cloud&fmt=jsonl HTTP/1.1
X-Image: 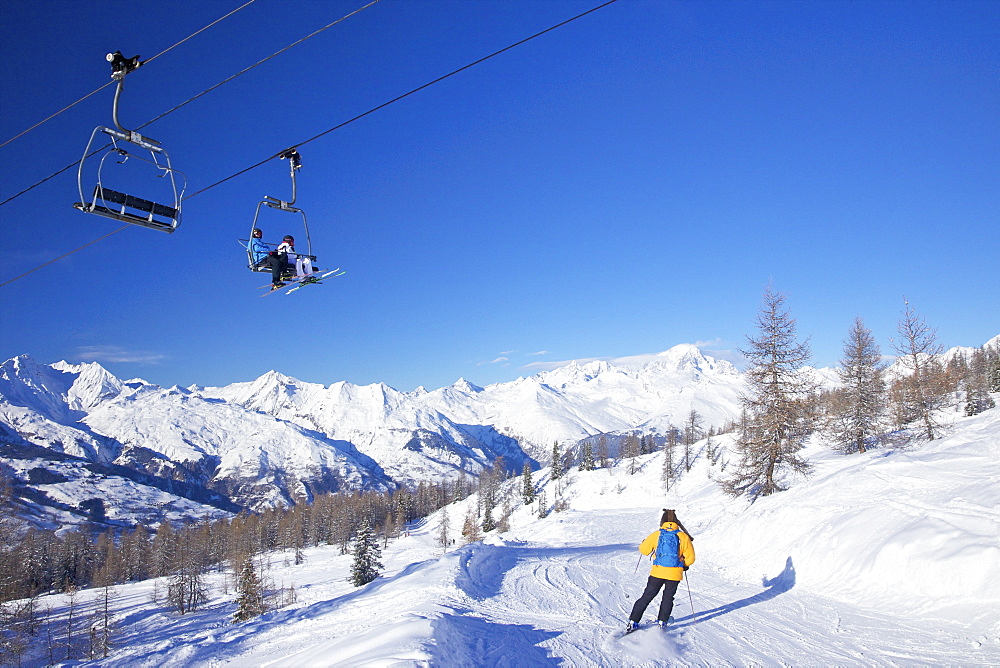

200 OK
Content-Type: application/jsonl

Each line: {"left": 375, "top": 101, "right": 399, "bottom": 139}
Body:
{"left": 476, "top": 356, "right": 510, "bottom": 367}
{"left": 693, "top": 338, "right": 723, "bottom": 348}
{"left": 700, "top": 348, "right": 746, "bottom": 368}
{"left": 75, "top": 345, "right": 166, "bottom": 364}
{"left": 528, "top": 350, "right": 550, "bottom": 356}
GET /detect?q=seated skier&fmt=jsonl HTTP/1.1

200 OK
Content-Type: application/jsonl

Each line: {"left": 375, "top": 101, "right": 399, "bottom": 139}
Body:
{"left": 247, "top": 228, "right": 290, "bottom": 289}
{"left": 276, "top": 234, "right": 316, "bottom": 281}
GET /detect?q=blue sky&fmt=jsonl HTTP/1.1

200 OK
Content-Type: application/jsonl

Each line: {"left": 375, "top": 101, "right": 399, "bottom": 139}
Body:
{"left": 1, "top": 0, "right": 997, "bottom": 392}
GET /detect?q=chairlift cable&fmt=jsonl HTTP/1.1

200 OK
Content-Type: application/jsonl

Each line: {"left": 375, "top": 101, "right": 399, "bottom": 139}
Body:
{"left": 0, "top": 225, "right": 129, "bottom": 288}
{"left": 0, "top": 0, "right": 382, "bottom": 209}
{"left": 0, "top": 0, "right": 621, "bottom": 288}
{"left": 141, "top": 0, "right": 259, "bottom": 67}
{"left": 141, "top": 0, "right": 382, "bottom": 131}
{"left": 0, "top": 0, "right": 258, "bottom": 150}
{"left": 0, "top": 82, "right": 115, "bottom": 151}
{"left": 186, "top": 0, "right": 621, "bottom": 199}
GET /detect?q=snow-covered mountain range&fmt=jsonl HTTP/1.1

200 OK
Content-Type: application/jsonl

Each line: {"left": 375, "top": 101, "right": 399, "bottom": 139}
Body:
{"left": 0, "top": 344, "right": 745, "bottom": 528}
{"left": 4, "top": 336, "right": 996, "bottom": 531}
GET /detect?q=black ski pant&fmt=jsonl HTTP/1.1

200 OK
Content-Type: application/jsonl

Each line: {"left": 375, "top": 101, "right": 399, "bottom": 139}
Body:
{"left": 629, "top": 575, "right": 680, "bottom": 624}
{"left": 262, "top": 253, "right": 288, "bottom": 284}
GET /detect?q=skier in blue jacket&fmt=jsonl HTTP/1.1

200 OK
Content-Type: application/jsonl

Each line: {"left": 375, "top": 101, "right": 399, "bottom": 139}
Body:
{"left": 248, "top": 228, "right": 290, "bottom": 288}
{"left": 626, "top": 509, "right": 695, "bottom": 632}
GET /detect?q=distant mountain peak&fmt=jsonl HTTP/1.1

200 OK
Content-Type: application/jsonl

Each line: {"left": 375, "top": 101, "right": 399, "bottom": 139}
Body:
{"left": 451, "top": 378, "right": 484, "bottom": 393}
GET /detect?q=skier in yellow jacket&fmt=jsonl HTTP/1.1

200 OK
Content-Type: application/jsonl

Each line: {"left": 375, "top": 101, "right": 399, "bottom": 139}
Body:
{"left": 626, "top": 509, "right": 695, "bottom": 632}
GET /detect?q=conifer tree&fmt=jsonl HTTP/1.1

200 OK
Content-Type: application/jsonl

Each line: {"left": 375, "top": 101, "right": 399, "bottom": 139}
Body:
{"left": 550, "top": 442, "right": 562, "bottom": 480}
{"left": 560, "top": 446, "right": 574, "bottom": 476}
{"left": 536, "top": 490, "right": 548, "bottom": 519}
{"left": 826, "top": 317, "right": 888, "bottom": 453}
{"left": 704, "top": 436, "right": 720, "bottom": 467}
{"left": 623, "top": 433, "right": 640, "bottom": 474}
{"left": 596, "top": 435, "right": 609, "bottom": 468}
{"left": 683, "top": 410, "right": 702, "bottom": 471}
{"left": 963, "top": 347, "right": 996, "bottom": 416}
{"left": 233, "top": 557, "right": 266, "bottom": 622}
{"left": 661, "top": 434, "right": 676, "bottom": 491}
{"left": 579, "top": 442, "right": 595, "bottom": 471}
{"left": 890, "top": 300, "right": 946, "bottom": 440}
{"left": 986, "top": 344, "right": 1000, "bottom": 393}
{"left": 436, "top": 505, "right": 451, "bottom": 551}
{"left": 461, "top": 508, "right": 482, "bottom": 544}
{"left": 63, "top": 582, "right": 79, "bottom": 660}
{"left": 349, "top": 519, "right": 382, "bottom": 587}
{"left": 481, "top": 503, "right": 497, "bottom": 533}
{"left": 497, "top": 499, "right": 512, "bottom": 533}
{"left": 89, "top": 567, "right": 118, "bottom": 659}
{"left": 521, "top": 462, "right": 535, "bottom": 505}
{"left": 722, "top": 287, "right": 815, "bottom": 500}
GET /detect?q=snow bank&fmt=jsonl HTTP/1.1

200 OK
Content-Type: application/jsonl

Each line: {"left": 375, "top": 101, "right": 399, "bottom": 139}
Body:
{"left": 695, "top": 408, "right": 1000, "bottom": 630}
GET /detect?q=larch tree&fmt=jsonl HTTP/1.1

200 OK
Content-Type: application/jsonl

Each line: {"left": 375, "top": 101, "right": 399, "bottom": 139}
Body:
{"left": 683, "top": 410, "right": 702, "bottom": 471}
{"left": 827, "top": 317, "right": 888, "bottom": 453}
{"left": 890, "top": 300, "right": 946, "bottom": 441}
{"left": 623, "top": 433, "right": 640, "bottom": 474}
{"left": 722, "top": 286, "right": 816, "bottom": 501}
{"left": 461, "top": 508, "right": 482, "bottom": 544}
{"left": 437, "top": 505, "right": 451, "bottom": 551}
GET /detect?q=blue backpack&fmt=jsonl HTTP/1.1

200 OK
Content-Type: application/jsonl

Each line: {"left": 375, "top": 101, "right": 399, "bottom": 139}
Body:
{"left": 653, "top": 528, "right": 683, "bottom": 568}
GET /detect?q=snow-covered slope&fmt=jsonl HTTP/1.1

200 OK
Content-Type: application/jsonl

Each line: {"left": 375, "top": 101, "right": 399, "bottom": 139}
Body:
{"left": 20, "top": 397, "right": 999, "bottom": 666}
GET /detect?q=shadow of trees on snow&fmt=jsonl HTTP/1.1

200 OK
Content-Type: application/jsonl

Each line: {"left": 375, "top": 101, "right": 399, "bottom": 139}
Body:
{"left": 429, "top": 609, "right": 560, "bottom": 666}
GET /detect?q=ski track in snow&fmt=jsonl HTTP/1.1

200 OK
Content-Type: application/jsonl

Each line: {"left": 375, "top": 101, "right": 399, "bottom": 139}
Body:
{"left": 84, "top": 506, "right": 996, "bottom": 667}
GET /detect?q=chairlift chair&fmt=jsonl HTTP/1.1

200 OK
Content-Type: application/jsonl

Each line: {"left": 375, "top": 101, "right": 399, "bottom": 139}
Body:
{"left": 74, "top": 51, "right": 185, "bottom": 233}
{"left": 244, "top": 149, "right": 318, "bottom": 279}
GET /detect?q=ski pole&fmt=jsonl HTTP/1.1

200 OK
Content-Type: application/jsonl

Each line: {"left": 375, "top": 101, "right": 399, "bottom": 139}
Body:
{"left": 685, "top": 573, "right": 699, "bottom": 622}
{"left": 634, "top": 554, "right": 642, "bottom": 574}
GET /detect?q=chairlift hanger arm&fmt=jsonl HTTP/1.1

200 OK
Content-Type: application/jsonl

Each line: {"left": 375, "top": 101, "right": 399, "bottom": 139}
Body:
{"left": 105, "top": 51, "right": 159, "bottom": 146}
{"left": 264, "top": 149, "right": 302, "bottom": 209}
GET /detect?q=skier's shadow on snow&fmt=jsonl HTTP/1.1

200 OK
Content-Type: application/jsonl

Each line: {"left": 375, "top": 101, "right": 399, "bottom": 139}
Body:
{"left": 674, "top": 557, "right": 796, "bottom": 627}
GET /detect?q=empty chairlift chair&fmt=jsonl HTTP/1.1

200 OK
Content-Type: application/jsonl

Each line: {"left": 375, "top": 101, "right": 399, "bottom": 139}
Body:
{"left": 74, "top": 51, "right": 185, "bottom": 233}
